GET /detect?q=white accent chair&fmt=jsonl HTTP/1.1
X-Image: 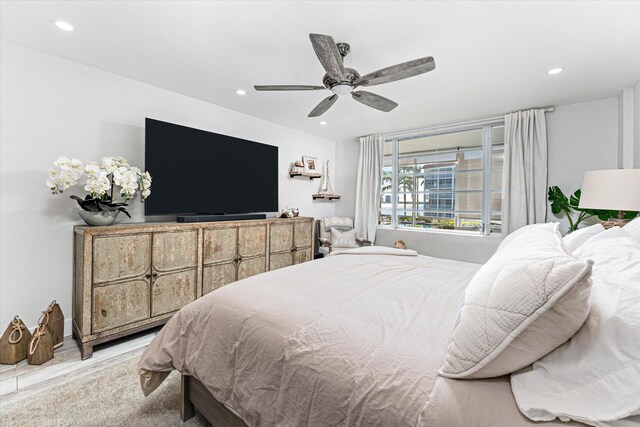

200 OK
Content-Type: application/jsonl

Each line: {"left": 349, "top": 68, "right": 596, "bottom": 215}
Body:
{"left": 316, "top": 217, "right": 372, "bottom": 256}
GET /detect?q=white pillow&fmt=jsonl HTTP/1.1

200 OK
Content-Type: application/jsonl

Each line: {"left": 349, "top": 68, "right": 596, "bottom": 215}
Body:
{"left": 511, "top": 227, "right": 640, "bottom": 425}
{"left": 622, "top": 216, "right": 640, "bottom": 242}
{"left": 439, "top": 223, "right": 592, "bottom": 379}
{"left": 330, "top": 227, "right": 357, "bottom": 248}
{"left": 563, "top": 223, "right": 605, "bottom": 252}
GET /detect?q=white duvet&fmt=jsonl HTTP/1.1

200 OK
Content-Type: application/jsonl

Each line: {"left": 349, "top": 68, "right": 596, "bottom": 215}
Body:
{"left": 511, "top": 227, "right": 640, "bottom": 426}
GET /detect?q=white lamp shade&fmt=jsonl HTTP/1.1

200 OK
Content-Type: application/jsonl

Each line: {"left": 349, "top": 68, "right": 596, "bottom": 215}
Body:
{"left": 579, "top": 169, "right": 640, "bottom": 211}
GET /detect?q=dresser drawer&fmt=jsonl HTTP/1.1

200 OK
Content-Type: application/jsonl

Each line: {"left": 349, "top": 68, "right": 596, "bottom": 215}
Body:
{"left": 92, "top": 234, "right": 151, "bottom": 285}
{"left": 92, "top": 280, "right": 150, "bottom": 333}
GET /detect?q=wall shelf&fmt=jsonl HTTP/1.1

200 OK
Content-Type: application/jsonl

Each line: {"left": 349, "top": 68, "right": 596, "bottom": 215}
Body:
{"left": 312, "top": 194, "right": 341, "bottom": 200}
{"left": 289, "top": 172, "right": 321, "bottom": 180}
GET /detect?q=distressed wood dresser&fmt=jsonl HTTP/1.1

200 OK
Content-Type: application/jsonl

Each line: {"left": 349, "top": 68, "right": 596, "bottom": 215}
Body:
{"left": 73, "top": 216, "right": 314, "bottom": 359}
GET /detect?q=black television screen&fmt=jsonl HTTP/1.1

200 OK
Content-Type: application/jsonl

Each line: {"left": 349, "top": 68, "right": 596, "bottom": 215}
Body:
{"left": 145, "top": 118, "right": 278, "bottom": 215}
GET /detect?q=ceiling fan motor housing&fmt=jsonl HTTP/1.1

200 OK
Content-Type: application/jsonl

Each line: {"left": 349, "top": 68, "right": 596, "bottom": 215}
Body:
{"left": 323, "top": 67, "right": 360, "bottom": 94}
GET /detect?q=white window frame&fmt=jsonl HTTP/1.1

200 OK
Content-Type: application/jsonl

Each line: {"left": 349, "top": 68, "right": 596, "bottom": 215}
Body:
{"left": 380, "top": 119, "right": 504, "bottom": 236}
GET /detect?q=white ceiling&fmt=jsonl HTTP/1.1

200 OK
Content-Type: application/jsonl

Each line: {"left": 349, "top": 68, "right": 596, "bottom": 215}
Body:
{"left": 1, "top": 1, "right": 639, "bottom": 141}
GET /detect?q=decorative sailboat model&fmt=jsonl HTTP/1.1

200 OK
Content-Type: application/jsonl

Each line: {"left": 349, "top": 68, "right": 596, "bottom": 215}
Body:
{"left": 313, "top": 160, "right": 341, "bottom": 200}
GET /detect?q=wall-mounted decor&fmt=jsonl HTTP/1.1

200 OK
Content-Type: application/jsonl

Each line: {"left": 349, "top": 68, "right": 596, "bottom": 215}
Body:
{"left": 290, "top": 158, "right": 321, "bottom": 179}
{"left": 46, "top": 156, "right": 152, "bottom": 226}
{"left": 313, "top": 160, "right": 340, "bottom": 201}
{"left": 302, "top": 156, "right": 318, "bottom": 174}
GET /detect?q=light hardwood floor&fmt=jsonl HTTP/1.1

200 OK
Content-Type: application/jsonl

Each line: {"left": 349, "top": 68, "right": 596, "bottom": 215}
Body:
{"left": 0, "top": 328, "right": 159, "bottom": 409}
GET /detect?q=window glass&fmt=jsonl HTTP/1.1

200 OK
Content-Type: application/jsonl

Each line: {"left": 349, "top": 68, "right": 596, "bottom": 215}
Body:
{"left": 378, "top": 125, "right": 503, "bottom": 235}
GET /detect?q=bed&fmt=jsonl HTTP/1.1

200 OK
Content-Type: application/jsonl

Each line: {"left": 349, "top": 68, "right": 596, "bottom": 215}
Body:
{"left": 138, "top": 245, "right": 584, "bottom": 426}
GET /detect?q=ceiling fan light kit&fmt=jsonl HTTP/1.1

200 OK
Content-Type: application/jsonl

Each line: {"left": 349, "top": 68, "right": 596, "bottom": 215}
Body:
{"left": 254, "top": 33, "right": 436, "bottom": 117}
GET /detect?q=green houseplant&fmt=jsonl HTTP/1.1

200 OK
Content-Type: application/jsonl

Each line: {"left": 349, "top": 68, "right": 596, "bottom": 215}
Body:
{"left": 547, "top": 186, "right": 637, "bottom": 233}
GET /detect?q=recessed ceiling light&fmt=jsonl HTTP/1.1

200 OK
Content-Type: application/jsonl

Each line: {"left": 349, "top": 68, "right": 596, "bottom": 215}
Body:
{"left": 235, "top": 89, "right": 246, "bottom": 96}
{"left": 547, "top": 68, "right": 563, "bottom": 75}
{"left": 53, "top": 20, "right": 74, "bottom": 32}
{"left": 319, "top": 121, "right": 327, "bottom": 126}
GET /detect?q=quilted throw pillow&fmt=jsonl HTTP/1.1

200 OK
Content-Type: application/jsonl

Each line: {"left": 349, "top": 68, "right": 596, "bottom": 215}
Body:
{"left": 330, "top": 227, "right": 358, "bottom": 248}
{"left": 439, "top": 223, "right": 593, "bottom": 379}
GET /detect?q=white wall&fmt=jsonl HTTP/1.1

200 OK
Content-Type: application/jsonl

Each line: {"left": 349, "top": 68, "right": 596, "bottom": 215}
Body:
{"left": 634, "top": 80, "right": 640, "bottom": 168}
{"left": 0, "top": 41, "right": 336, "bottom": 334}
{"left": 336, "top": 97, "right": 621, "bottom": 262}
{"left": 546, "top": 97, "right": 620, "bottom": 231}
{"left": 618, "top": 88, "right": 635, "bottom": 168}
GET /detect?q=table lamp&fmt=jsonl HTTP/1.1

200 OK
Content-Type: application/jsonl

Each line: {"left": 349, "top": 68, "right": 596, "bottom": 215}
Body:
{"left": 579, "top": 169, "right": 640, "bottom": 222}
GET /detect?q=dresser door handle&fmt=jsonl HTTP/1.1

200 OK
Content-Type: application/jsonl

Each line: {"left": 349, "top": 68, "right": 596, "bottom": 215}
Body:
{"left": 101, "top": 309, "right": 107, "bottom": 317}
{"left": 145, "top": 273, "right": 151, "bottom": 278}
{"left": 152, "top": 272, "right": 158, "bottom": 277}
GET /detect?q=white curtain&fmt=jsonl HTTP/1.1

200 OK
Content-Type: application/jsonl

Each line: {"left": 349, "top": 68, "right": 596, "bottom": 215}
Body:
{"left": 502, "top": 109, "right": 548, "bottom": 235}
{"left": 354, "top": 134, "right": 384, "bottom": 243}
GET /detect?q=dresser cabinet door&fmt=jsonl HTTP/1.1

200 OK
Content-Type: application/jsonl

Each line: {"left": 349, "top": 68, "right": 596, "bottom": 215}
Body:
{"left": 294, "top": 247, "right": 312, "bottom": 265}
{"left": 152, "top": 231, "right": 198, "bottom": 271}
{"left": 92, "top": 234, "right": 151, "bottom": 284}
{"left": 203, "top": 228, "right": 237, "bottom": 264}
{"left": 203, "top": 262, "right": 237, "bottom": 294}
{"left": 270, "top": 223, "right": 293, "bottom": 253}
{"left": 151, "top": 231, "right": 198, "bottom": 316}
{"left": 152, "top": 270, "right": 198, "bottom": 316}
{"left": 238, "top": 257, "right": 266, "bottom": 280}
{"left": 269, "top": 252, "right": 293, "bottom": 271}
{"left": 92, "top": 280, "right": 150, "bottom": 333}
{"left": 239, "top": 225, "right": 266, "bottom": 257}
{"left": 203, "top": 227, "right": 238, "bottom": 295}
{"left": 294, "top": 221, "right": 313, "bottom": 249}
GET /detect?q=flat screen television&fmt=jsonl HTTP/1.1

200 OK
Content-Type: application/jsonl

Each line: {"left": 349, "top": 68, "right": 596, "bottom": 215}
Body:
{"left": 145, "top": 118, "right": 278, "bottom": 215}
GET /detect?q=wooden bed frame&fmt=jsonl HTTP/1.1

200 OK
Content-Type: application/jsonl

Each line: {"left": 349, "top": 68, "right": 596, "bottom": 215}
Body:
{"left": 181, "top": 375, "right": 248, "bottom": 426}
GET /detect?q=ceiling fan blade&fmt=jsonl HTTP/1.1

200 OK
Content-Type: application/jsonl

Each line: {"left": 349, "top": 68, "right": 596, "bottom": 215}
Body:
{"left": 355, "top": 56, "right": 436, "bottom": 87}
{"left": 308, "top": 95, "right": 338, "bottom": 117}
{"left": 254, "top": 85, "right": 326, "bottom": 91}
{"left": 309, "top": 33, "right": 345, "bottom": 82}
{"left": 352, "top": 91, "right": 398, "bottom": 112}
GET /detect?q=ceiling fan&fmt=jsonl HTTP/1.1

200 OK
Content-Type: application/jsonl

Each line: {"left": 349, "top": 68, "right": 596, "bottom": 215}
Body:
{"left": 254, "top": 33, "right": 436, "bottom": 117}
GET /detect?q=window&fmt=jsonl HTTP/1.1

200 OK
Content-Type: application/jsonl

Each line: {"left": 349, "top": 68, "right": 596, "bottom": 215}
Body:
{"left": 379, "top": 123, "right": 504, "bottom": 235}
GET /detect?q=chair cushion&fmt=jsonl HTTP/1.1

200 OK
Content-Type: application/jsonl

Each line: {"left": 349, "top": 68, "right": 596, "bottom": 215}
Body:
{"left": 323, "top": 217, "right": 354, "bottom": 232}
{"left": 330, "top": 227, "right": 358, "bottom": 248}
{"left": 439, "top": 223, "right": 593, "bottom": 379}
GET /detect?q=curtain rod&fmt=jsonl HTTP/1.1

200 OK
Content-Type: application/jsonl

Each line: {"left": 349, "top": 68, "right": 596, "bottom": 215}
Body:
{"left": 363, "top": 107, "right": 555, "bottom": 141}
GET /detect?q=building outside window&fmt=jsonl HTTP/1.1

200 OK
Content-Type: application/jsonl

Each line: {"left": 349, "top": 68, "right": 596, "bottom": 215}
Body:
{"left": 379, "top": 123, "right": 504, "bottom": 235}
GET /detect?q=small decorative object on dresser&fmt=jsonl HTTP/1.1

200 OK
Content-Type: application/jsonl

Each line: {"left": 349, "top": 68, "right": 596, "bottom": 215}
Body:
{"left": 0, "top": 315, "right": 32, "bottom": 364}
{"left": 278, "top": 206, "right": 299, "bottom": 218}
{"left": 46, "top": 156, "right": 152, "bottom": 226}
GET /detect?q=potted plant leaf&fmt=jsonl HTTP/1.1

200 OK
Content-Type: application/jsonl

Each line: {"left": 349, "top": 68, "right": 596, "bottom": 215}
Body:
{"left": 548, "top": 186, "right": 637, "bottom": 233}
{"left": 46, "top": 156, "right": 152, "bottom": 226}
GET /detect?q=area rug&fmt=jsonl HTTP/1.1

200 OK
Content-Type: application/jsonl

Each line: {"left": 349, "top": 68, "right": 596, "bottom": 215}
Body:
{"left": 0, "top": 355, "right": 208, "bottom": 426}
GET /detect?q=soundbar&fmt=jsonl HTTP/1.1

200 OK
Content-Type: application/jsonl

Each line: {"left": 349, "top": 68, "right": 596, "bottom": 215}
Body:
{"left": 177, "top": 213, "right": 267, "bottom": 223}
